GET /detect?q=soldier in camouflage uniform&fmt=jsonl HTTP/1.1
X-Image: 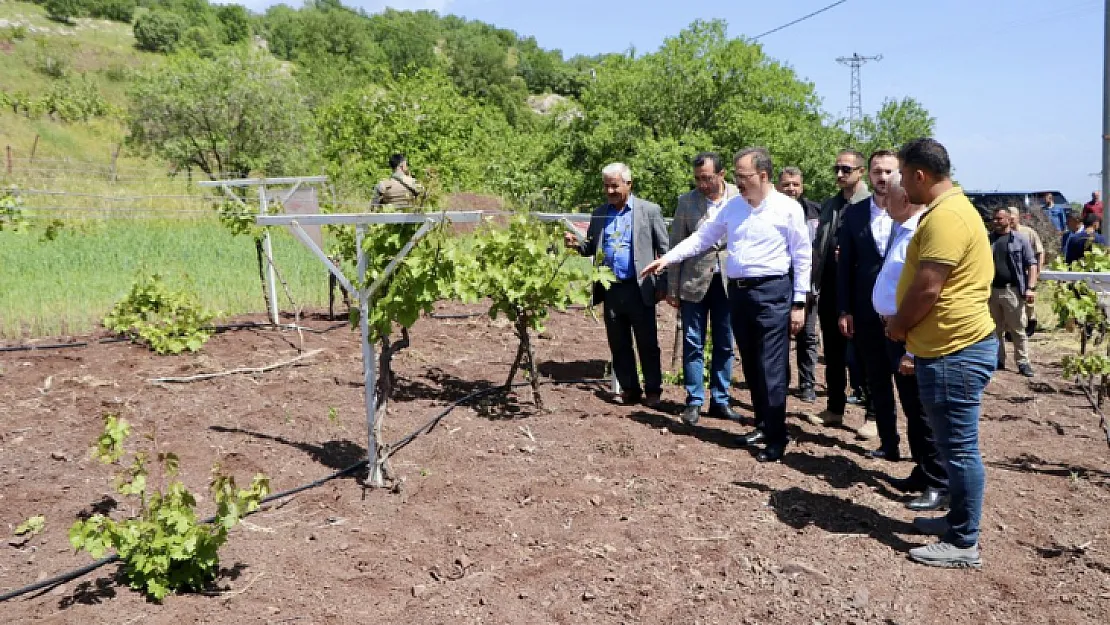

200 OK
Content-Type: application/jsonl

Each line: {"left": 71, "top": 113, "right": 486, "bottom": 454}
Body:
{"left": 371, "top": 153, "right": 425, "bottom": 208}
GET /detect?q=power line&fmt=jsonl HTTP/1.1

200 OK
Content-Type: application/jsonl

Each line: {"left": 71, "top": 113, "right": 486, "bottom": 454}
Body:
{"left": 836, "top": 53, "right": 882, "bottom": 139}
{"left": 753, "top": 0, "right": 850, "bottom": 40}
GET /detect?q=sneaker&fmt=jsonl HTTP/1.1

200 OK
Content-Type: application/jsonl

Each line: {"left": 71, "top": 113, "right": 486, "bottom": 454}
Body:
{"left": 1017, "top": 363, "right": 1034, "bottom": 378}
{"left": 798, "top": 387, "right": 817, "bottom": 403}
{"left": 912, "top": 516, "right": 949, "bottom": 537}
{"left": 805, "top": 410, "right": 843, "bottom": 427}
{"left": 681, "top": 405, "right": 700, "bottom": 426}
{"left": 855, "top": 420, "right": 878, "bottom": 440}
{"left": 908, "top": 541, "right": 981, "bottom": 568}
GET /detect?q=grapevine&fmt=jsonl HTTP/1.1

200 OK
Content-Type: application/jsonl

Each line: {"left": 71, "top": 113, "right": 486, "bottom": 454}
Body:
{"left": 104, "top": 273, "right": 218, "bottom": 355}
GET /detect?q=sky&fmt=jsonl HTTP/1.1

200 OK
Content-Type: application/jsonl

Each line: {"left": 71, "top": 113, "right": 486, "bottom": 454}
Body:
{"left": 233, "top": 0, "right": 1104, "bottom": 204}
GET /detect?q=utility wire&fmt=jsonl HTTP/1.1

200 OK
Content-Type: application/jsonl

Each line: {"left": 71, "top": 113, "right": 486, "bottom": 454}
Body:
{"left": 753, "top": 0, "right": 849, "bottom": 40}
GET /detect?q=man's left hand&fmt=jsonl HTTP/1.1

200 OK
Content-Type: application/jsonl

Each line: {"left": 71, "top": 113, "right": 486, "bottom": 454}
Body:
{"left": 1025, "top": 289, "right": 1036, "bottom": 304}
{"left": 886, "top": 316, "right": 907, "bottom": 342}
{"left": 790, "top": 308, "right": 804, "bottom": 336}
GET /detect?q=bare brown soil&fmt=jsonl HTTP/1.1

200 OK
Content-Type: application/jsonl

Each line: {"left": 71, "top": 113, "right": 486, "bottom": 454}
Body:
{"left": 1, "top": 303, "right": 1108, "bottom": 624}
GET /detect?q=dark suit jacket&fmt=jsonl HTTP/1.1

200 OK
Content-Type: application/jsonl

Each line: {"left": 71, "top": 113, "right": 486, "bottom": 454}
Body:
{"left": 575, "top": 195, "right": 669, "bottom": 306}
{"left": 811, "top": 187, "right": 871, "bottom": 298}
{"left": 837, "top": 197, "right": 886, "bottom": 322}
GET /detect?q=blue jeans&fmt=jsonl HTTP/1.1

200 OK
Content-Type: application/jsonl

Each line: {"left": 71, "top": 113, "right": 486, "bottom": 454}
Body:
{"left": 680, "top": 274, "right": 733, "bottom": 407}
{"left": 915, "top": 335, "right": 997, "bottom": 547}
{"left": 1049, "top": 207, "right": 1066, "bottom": 232}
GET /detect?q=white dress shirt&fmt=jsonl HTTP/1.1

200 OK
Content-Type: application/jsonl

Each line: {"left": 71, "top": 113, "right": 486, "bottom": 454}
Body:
{"left": 662, "top": 188, "right": 812, "bottom": 303}
{"left": 706, "top": 193, "right": 730, "bottom": 273}
{"left": 869, "top": 197, "right": 893, "bottom": 255}
{"left": 872, "top": 212, "right": 923, "bottom": 317}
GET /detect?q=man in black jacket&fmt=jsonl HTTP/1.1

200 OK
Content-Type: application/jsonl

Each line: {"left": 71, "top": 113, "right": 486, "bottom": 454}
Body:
{"left": 778, "top": 166, "right": 821, "bottom": 403}
{"left": 835, "top": 150, "right": 901, "bottom": 458}
{"left": 806, "top": 150, "right": 870, "bottom": 427}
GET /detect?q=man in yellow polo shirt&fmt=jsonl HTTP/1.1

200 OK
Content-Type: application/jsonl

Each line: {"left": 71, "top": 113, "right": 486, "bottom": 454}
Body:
{"left": 887, "top": 138, "right": 996, "bottom": 569}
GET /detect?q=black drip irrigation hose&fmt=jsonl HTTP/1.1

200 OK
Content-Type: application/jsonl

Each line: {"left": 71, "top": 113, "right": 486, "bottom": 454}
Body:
{"left": 0, "top": 376, "right": 606, "bottom": 603}
{"left": 0, "top": 322, "right": 349, "bottom": 353}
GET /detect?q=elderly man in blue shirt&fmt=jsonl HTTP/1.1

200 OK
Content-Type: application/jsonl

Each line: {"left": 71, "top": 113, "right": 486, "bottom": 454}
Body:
{"left": 565, "top": 162, "right": 670, "bottom": 407}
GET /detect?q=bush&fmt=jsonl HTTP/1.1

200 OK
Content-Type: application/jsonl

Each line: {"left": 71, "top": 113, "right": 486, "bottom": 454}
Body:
{"left": 43, "top": 74, "right": 109, "bottom": 122}
{"left": 88, "top": 0, "right": 137, "bottom": 23}
{"left": 31, "top": 38, "right": 71, "bottom": 78}
{"left": 103, "top": 273, "right": 218, "bottom": 354}
{"left": 133, "top": 10, "right": 185, "bottom": 53}
{"left": 180, "top": 25, "right": 218, "bottom": 58}
{"left": 44, "top": 0, "right": 85, "bottom": 24}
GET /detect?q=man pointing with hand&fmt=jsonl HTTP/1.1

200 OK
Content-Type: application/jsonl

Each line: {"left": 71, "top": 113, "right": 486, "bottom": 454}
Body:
{"left": 642, "top": 147, "right": 811, "bottom": 462}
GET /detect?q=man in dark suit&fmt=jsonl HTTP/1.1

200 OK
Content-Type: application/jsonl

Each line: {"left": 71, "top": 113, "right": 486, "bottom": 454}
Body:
{"left": 667, "top": 152, "right": 741, "bottom": 425}
{"left": 777, "top": 166, "right": 821, "bottom": 404}
{"left": 806, "top": 150, "right": 871, "bottom": 428}
{"left": 836, "top": 150, "right": 901, "bottom": 459}
{"left": 565, "top": 162, "right": 670, "bottom": 407}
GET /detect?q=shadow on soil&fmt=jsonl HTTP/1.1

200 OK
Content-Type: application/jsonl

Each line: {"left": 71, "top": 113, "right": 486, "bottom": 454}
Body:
{"left": 209, "top": 426, "right": 366, "bottom": 472}
{"left": 58, "top": 576, "right": 118, "bottom": 608}
{"left": 733, "top": 481, "right": 918, "bottom": 552}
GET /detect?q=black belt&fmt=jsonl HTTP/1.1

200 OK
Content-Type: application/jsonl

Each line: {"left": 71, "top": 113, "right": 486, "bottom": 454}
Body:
{"left": 729, "top": 274, "right": 787, "bottom": 288}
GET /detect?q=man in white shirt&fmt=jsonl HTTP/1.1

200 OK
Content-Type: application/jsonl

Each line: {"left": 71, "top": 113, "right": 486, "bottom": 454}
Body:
{"left": 872, "top": 172, "right": 948, "bottom": 512}
{"left": 642, "top": 147, "right": 811, "bottom": 462}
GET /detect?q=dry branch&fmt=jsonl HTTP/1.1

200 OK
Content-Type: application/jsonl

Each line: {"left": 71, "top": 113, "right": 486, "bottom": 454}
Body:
{"left": 146, "top": 349, "right": 324, "bottom": 384}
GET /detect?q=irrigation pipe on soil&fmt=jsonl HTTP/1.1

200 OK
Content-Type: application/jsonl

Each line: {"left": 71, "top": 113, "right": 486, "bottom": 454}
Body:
{"left": 0, "top": 376, "right": 605, "bottom": 603}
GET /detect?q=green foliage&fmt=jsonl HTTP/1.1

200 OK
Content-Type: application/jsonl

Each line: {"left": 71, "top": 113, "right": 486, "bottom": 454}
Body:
{"left": 88, "top": 0, "right": 137, "bottom": 23}
{"left": 455, "top": 214, "right": 613, "bottom": 332}
{"left": 215, "top": 197, "right": 261, "bottom": 238}
{"left": 1063, "top": 354, "right": 1110, "bottom": 378}
{"left": 128, "top": 48, "right": 317, "bottom": 179}
{"left": 14, "top": 515, "right": 46, "bottom": 538}
{"left": 180, "top": 24, "right": 218, "bottom": 57}
{"left": 44, "top": 0, "right": 84, "bottom": 24}
{"left": 134, "top": 10, "right": 186, "bottom": 53}
{"left": 854, "top": 97, "right": 936, "bottom": 157}
{"left": 93, "top": 413, "right": 131, "bottom": 463}
{"left": 103, "top": 273, "right": 218, "bottom": 354}
{"left": 69, "top": 416, "right": 270, "bottom": 601}
{"left": 43, "top": 73, "right": 111, "bottom": 121}
{"left": 0, "top": 186, "right": 28, "bottom": 232}
{"left": 30, "top": 37, "right": 72, "bottom": 78}
{"left": 214, "top": 4, "right": 250, "bottom": 45}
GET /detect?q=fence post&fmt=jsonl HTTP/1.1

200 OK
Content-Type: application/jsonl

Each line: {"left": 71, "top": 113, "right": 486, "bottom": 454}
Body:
{"left": 5, "top": 146, "right": 10, "bottom": 174}
{"left": 109, "top": 144, "right": 121, "bottom": 183}
{"left": 29, "top": 135, "right": 38, "bottom": 163}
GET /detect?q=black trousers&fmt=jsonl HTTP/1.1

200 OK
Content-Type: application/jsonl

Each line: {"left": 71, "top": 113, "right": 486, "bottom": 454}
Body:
{"left": 603, "top": 281, "right": 662, "bottom": 397}
{"left": 885, "top": 338, "right": 948, "bottom": 490}
{"left": 730, "top": 275, "right": 792, "bottom": 446}
{"left": 795, "top": 299, "right": 820, "bottom": 391}
{"left": 854, "top": 318, "right": 899, "bottom": 451}
{"left": 817, "top": 296, "right": 848, "bottom": 414}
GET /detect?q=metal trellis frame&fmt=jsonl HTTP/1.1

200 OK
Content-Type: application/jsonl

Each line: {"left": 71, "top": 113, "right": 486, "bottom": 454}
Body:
{"left": 198, "top": 176, "right": 330, "bottom": 324}
{"left": 257, "top": 211, "right": 482, "bottom": 486}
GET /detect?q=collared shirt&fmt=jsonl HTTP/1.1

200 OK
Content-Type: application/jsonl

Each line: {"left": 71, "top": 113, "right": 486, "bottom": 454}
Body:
{"left": 662, "top": 188, "right": 811, "bottom": 303}
{"left": 705, "top": 193, "right": 729, "bottom": 273}
{"left": 602, "top": 197, "right": 635, "bottom": 280}
{"left": 869, "top": 197, "right": 893, "bottom": 255}
{"left": 872, "top": 212, "right": 922, "bottom": 317}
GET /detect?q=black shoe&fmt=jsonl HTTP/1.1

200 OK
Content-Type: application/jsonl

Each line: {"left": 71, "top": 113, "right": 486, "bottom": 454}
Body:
{"left": 869, "top": 447, "right": 901, "bottom": 462}
{"left": 619, "top": 391, "right": 642, "bottom": 405}
{"left": 739, "top": 429, "right": 766, "bottom": 446}
{"left": 798, "top": 387, "right": 817, "bottom": 403}
{"left": 1018, "top": 363, "right": 1034, "bottom": 378}
{"left": 1026, "top": 318, "right": 1037, "bottom": 337}
{"left": 888, "top": 476, "right": 925, "bottom": 494}
{"left": 707, "top": 403, "right": 740, "bottom": 421}
{"left": 681, "top": 405, "right": 700, "bottom": 426}
{"left": 757, "top": 442, "right": 787, "bottom": 463}
{"left": 906, "top": 487, "right": 949, "bottom": 512}
{"left": 996, "top": 361, "right": 1005, "bottom": 371}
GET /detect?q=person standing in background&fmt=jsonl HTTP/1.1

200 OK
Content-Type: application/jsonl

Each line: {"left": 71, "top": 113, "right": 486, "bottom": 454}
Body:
{"left": 778, "top": 166, "right": 822, "bottom": 404}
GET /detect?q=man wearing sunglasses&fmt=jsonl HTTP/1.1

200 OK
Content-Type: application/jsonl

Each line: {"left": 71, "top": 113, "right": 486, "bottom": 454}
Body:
{"left": 807, "top": 151, "right": 871, "bottom": 430}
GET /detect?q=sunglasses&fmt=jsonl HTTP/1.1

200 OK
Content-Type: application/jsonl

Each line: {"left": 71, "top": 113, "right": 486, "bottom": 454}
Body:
{"left": 833, "top": 164, "right": 861, "bottom": 174}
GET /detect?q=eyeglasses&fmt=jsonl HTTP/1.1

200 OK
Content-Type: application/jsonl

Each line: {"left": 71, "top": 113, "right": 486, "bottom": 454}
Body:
{"left": 734, "top": 170, "right": 760, "bottom": 180}
{"left": 833, "top": 164, "right": 861, "bottom": 175}
{"left": 693, "top": 174, "right": 720, "bottom": 183}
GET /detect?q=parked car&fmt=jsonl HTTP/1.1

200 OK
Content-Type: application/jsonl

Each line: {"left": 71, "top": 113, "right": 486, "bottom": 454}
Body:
{"left": 964, "top": 190, "right": 1070, "bottom": 227}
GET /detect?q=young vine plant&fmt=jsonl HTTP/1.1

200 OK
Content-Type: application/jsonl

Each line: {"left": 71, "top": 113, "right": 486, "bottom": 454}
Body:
{"left": 104, "top": 273, "right": 218, "bottom": 355}
{"left": 69, "top": 415, "right": 270, "bottom": 601}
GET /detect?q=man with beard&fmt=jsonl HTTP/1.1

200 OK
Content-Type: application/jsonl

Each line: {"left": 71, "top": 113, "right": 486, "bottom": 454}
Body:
{"left": 835, "top": 150, "right": 902, "bottom": 459}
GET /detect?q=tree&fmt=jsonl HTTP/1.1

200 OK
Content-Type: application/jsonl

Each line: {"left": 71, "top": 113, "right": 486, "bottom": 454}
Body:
{"left": 44, "top": 0, "right": 84, "bottom": 24}
{"left": 215, "top": 4, "right": 250, "bottom": 45}
{"left": 553, "top": 20, "right": 848, "bottom": 211}
{"left": 133, "top": 10, "right": 186, "bottom": 53}
{"left": 855, "top": 97, "right": 937, "bottom": 157}
{"left": 127, "top": 48, "right": 316, "bottom": 179}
